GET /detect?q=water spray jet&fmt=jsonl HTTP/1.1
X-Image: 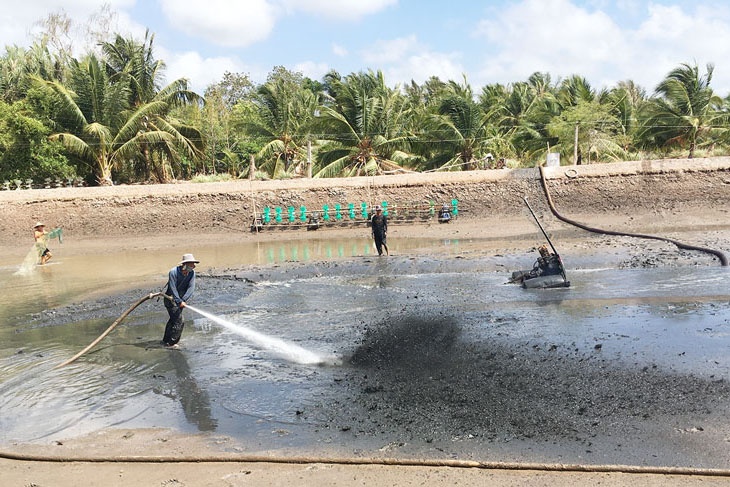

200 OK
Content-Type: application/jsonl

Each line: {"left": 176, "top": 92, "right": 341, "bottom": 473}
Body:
{"left": 185, "top": 305, "right": 340, "bottom": 366}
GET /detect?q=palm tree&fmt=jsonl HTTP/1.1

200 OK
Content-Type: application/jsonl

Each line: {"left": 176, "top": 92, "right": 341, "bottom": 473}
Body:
{"left": 101, "top": 30, "right": 163, "bottom": 107}
{"left": 0, "top": 43, "right": 61, "bottom": 103}
{"left": 313, "top": 70, "right": 413, "bottom": 177}
{"left": 37, "top": 54, "right": 202, "bottom": 184}
{"left": 639, "top": 63, "right": 724, "bottom": 158}
{"left": 606, "top": 80, "right": 647, "bottom": 153}
{"left": 418, "top": 80, "right": 496, "bottom": 171}
{"left": 556, "top": 75, "right": 600, "bottom": 108}
{"left": 99, "top": 32, "right": 202, "bottom": 181}
{"left": 483, "top": 76, "right": 558, "bottom": 164}
{"left": 241, "top": 70, "right": 319, "bottom": 178}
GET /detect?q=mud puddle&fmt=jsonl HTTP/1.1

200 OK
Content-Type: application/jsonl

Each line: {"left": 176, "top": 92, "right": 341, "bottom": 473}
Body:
{"left": 1, "top": 243, "right": 730, "bottom": 467}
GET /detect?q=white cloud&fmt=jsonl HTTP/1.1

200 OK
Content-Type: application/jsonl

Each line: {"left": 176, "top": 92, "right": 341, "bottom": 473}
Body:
{"left": 384, "top": 51, "right": 465, "bottom": 86}
{"left": 163, "top": 50, "right": 244, "bottom": 93}
{"left": 472, "top": 0, "right": 730, "bottom": 95}
{"left": 159, "top": 0, "right": 277, "bottom": 47}
{"left": 360, "top": 35, "right": 464, "bottom": 86}
{"left": 332, "top": 43, "right": 348, "bottom": 57}
{"left": 363, "top": 36, "right": 419, "bottom": 65}
{"left": 280, "top": 0, "right": 397, "bottom": 20}
{"left": 474, "top": 0, "right": 627, "bottom": 88}
{"left": 629, "top": 3, "right": 730, "bottom": 93}
{"left": 292, "top": 60, "right": 330, "bottom": 81}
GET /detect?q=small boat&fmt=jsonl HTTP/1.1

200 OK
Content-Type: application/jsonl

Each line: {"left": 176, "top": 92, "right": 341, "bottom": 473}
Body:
{"left": 511, "top": 195, "right": 571, "bottom": 289}
{"left": 509, "top": 247, "right": 570, "bottom": 288}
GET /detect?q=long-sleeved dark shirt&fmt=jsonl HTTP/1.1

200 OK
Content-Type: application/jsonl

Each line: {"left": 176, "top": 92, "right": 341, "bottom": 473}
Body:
{"left": 166, "top": 265, "right": 196, "bottom": 306}
{"left": 371, "top": 213, "right": 388, "bottom": 237}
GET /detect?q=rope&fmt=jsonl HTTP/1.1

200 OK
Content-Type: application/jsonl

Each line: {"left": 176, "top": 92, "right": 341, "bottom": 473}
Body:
{"left": 54, "top": 292, "right": 170, "bottom": 368}
{"left": 1, "top": 450, "right": 730, "bottom": 477}
{"left": 538, "top": 166, "right": 728, "bottom": 266}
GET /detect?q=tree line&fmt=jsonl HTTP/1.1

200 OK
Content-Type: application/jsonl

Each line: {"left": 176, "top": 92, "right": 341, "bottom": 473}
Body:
{"left": 1, "top": 28, "right": 728, "bottom": 186}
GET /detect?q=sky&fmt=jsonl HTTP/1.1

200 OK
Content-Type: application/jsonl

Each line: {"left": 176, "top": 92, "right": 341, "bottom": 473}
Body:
{"left": 3, "top": 0, "right": 730, "bottom": 96}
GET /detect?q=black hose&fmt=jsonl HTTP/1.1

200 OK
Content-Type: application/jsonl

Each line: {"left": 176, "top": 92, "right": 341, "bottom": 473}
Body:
{"left": 538, "top": 166, "right": 728, "bottom": 266}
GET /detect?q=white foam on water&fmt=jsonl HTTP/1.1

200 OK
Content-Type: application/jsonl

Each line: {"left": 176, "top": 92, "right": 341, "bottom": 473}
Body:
{"left": 13, "top": 246, "right": 40, "bottom": 276}
{"left": 186, "top": 305, "right": 338, "bottom": 365}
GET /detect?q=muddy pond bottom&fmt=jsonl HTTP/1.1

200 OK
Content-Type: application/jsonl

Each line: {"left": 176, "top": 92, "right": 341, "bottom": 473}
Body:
{"left": 1, "top": 250, "right": 730, "bottom": 468}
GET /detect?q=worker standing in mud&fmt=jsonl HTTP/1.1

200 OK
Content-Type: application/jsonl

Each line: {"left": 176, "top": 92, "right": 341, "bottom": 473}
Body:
{"left": 162, "top": 253, "right": 199, "bottom": 348}
{"left": 371, "top": 205, "right": 388, "bottom": 256}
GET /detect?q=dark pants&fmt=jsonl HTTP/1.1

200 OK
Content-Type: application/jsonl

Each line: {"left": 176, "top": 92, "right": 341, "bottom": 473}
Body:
{"left": 163, "top": 303, "right": 185, "bottom": 346}
{"left": 373, "top": 233, "right": 386, "bottom": 255}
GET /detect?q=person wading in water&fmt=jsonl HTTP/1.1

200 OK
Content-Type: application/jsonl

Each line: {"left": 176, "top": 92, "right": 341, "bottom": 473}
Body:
{"left": 33, "top": 222, "right": 53, "bottom": 265}
{"left": 162, "top": 253, "right": 199, "bottom": 348}
{"left": 370, "top": 205, "right": 388, "bottom": 256}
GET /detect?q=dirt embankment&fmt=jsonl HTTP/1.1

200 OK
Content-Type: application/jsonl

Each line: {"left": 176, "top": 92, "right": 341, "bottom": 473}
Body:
{"left": 1, "top": 158, "right": 729, "bottom": 248}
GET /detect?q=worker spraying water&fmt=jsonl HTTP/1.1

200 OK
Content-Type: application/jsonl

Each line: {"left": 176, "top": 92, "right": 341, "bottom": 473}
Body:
{"left": 57, "top": 252, "right": 338, "bottom": 368}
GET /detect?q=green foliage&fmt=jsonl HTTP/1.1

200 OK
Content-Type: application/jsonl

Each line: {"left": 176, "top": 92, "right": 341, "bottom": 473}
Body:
{"left": 0, "top": 100, "right": 74, "bottom": 182}
{"left": 238, "top": 67, "right": 319, "bottom": 178}
{"left": 4, "top": 22, "right": 730, "bottom": 183}
{"left": 312, "top": 69, "right": 414, "bottom": 177}
{"left": 37, "top": 45, "right": 203, "bottom": 185}
{"left": 547, "top": 100, "right": 627, "bottom": 163}
{"left": 190, "top": 172, "right": 233, "bottom": 183}
{"left": 638, "top": 63, "right": 725, "bottom": 158}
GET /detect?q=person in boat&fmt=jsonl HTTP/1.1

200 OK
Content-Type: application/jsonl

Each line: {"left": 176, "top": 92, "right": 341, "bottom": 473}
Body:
{"left": 531, "top": 245, "right": 563, "bottom": 278}
{"left": 438, "top": 203, "right": 451, "bottom": 223}
{"left": 33, "top": 222, "right": 53, "bottom": 265}
{"left": 162, "top": 253, "right": 199, "bottom": 348}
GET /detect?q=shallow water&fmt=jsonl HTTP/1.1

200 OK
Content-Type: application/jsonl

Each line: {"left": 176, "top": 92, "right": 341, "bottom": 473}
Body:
{"left": 0, "top": 236, "right": 464, "bottom": 324}
{"left": 1, "top": 238, "right": 730, "bottom": 466}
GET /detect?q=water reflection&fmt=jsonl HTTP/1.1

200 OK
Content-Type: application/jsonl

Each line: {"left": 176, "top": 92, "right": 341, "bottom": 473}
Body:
{"left": 0, "top": 237, "right": 463, "bottom": 325}
{"left": 264, "top": 241, "right": 375, "bottom": 263}
{"left": 161, "top": 350, "right": 217, "bottom": 432}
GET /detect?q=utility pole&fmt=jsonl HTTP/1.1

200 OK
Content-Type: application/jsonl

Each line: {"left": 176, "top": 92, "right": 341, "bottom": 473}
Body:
{"left": 307, "top": 140, "right": 312, "bottom": 178}
{"left": 249, "top": 155, "right": 255, "bottom": 180}
{"left": 573, "top": 123, "right": 579, "bottom": 165}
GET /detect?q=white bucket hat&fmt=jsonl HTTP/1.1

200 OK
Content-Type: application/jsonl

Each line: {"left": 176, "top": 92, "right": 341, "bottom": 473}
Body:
{"left": 179, "top": 253, "right": 200, "bottom": 265}
{"left": 33, "top": 222, "right": 45, "bottom": 228}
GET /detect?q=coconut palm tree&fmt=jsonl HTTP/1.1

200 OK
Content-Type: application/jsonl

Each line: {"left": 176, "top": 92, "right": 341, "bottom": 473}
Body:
{"left": 241, "top": 69, "right": 319, "bottom": 178}
{"left": 606, "top": 80, "right": 647, "bottom": 153}
{"left": 99, "top": 32, "right": 203, "bottom": 181}
{"left": 417, "top": 79, "right": 497, "bottom": 171}
{"left": 313, "top": 70, "right": 413, "bottom": 177}
{"left": 639, "top": 63, "right": 724, "bottom": 158}
{"left": 0, "top": 43, "right": 62, "bottom": 103}
{"left": 101, "top": 30, "right": 164, "bottom": 108}
{"left": 483, "top": 77, "right": 558, "bottom": 164}
{"left": 37, "top": 54, "right": 202, "bottom": 184}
